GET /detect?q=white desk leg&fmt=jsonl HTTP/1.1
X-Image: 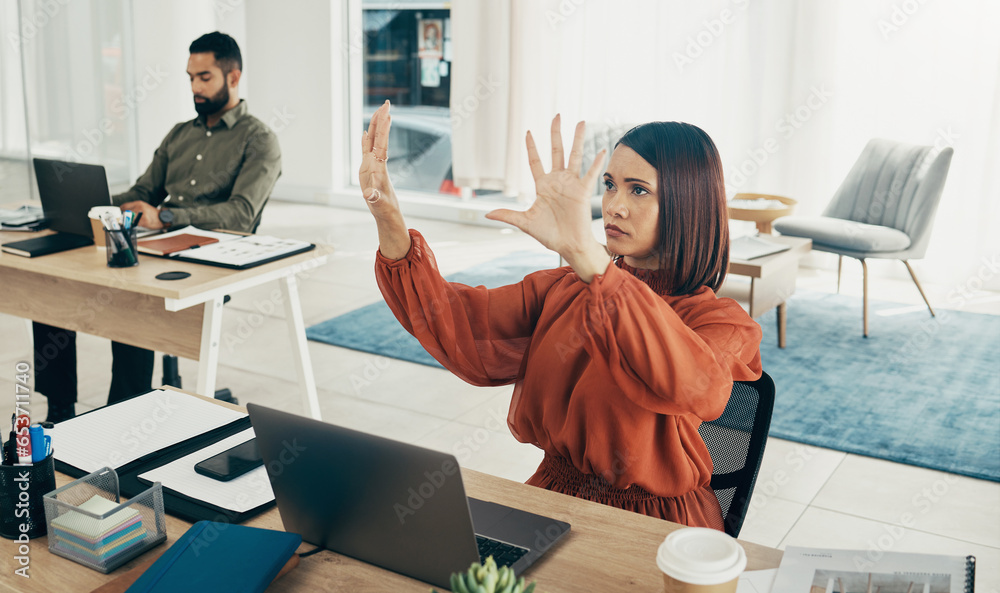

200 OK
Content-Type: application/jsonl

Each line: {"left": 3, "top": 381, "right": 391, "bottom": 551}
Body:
{"left": 196, "top": 296, "right": 225, "bottom": 396}
{"left": 280, "top": 275, "right": 322, "bottom": 419}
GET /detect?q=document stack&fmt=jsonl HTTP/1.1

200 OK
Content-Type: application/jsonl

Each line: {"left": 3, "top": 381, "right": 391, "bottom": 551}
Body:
{"left": 44, "top": 467, "right": 167, "bottom": 573}
{"left": 50, "top": 495, "right": 148, "bottom": 567}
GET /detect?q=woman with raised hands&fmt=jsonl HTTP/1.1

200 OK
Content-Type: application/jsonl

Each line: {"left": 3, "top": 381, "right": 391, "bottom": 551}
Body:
{"left": 360, "top": 100, "right": 762, "bottom": 529}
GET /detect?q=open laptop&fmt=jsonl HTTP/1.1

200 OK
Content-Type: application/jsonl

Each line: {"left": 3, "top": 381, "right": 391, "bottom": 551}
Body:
{"left": 247, "top": 403, "right": 571, "bottom": 589}
{"left": 1, "top": 158, "right": 113, "bottom": 256}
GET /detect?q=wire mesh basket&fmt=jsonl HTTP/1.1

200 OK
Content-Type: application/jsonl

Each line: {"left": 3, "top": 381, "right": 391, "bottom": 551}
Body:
{"left": 43, "top": 467, "right": 166, "bottom": 573}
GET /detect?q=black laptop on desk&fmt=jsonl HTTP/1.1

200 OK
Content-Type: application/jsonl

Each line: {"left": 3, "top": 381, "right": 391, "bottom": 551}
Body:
{"left": 1, "top": 158, "right": 113, "bottom": 257}
{"left": 247, "top": 403, "right": 571, "bottom": 589}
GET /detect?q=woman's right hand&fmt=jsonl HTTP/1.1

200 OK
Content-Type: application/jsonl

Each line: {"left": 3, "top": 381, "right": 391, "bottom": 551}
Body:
{"left": 360, "top": 100, "right": 411, "bottom": 259}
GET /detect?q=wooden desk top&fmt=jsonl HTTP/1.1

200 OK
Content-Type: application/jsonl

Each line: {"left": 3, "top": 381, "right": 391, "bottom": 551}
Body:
{"left": 0, "top": 393, "right": 782, "bottom": 592}
{"left": 0, "top": 228, "right": 333, "bottom": 303}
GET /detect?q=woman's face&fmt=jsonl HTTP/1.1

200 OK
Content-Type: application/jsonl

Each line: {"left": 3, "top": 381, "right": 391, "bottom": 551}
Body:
{"left": 602, "top": 145, "right": 661, "bottom": 269}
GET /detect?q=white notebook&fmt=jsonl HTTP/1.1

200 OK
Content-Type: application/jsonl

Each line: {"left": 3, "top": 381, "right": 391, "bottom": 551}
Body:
{"left": 730, "top": 235, "right": 791, "bottom": 260}
{"left": 137, "top": 428, "right": 274, "bottom": 513}
{"left": 49, "top": 389, "right": 246, "bottom": 474}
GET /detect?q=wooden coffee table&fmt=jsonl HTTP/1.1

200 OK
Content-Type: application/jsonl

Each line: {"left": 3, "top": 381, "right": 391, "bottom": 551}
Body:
{"left": 719, "top": 236, "right": 812, "bottom": 348}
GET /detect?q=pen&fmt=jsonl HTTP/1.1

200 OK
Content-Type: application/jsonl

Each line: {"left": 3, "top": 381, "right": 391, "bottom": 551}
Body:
{"left": 133, "top": 211, "right": 144, "bottom": 228}
{"left": 3, "top": 415, "right": 15, "bottom": 465}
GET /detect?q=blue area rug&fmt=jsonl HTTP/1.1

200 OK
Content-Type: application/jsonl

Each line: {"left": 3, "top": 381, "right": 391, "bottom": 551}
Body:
{"left": 307, "top": 253, "right": 1000, "bottom": 481}
{"left": 762, "top": 292, "right": 1000, "bottom": 482}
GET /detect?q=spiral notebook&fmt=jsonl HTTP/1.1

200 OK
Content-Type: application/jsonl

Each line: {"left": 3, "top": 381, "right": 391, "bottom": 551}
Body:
{"left": 771, "top": 547, "right": 976, "bottom": 593}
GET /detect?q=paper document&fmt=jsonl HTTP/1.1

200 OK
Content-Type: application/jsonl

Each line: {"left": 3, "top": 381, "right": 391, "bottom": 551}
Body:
{"left": 50, "top": 389, "right": 247, "bottom": 474}
{"left": 173, "top": 235, "right": 312, "bottom": 267}
{"left": 771, "top": 546, "right": 975, "bottom": 593}
{"left": 138, "top": 428, "right": 274, "bottom": 513}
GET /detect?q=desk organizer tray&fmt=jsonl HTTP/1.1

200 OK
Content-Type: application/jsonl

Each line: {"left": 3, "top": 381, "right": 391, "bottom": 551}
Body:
{"left": 43, "top": 466, "right": 166, "bottom": 573}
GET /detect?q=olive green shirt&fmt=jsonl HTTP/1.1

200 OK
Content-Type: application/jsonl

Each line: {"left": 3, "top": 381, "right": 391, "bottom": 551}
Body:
{"left": 112, "top": 100, "right": 281, "bottom": 233}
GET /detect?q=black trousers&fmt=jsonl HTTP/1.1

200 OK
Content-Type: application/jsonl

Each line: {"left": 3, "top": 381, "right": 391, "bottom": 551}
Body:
{"left": 32, "top": 322, "right": 154, "bottom": 406}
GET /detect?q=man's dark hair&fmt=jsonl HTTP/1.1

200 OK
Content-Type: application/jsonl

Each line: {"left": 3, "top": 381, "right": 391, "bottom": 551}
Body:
{"left": 189, "top": 32, "right": 242, "bottom": 75}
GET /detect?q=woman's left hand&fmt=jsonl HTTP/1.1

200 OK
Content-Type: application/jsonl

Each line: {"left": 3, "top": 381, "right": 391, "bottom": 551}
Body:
{"left": 487, "top": 115, "right": 611, "bottom": 282}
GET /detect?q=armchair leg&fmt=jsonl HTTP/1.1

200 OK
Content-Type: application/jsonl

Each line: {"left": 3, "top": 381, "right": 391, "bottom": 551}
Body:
{"left": 861, "top": 258, "right": 869, "bottom": 338}
{"left": 902, "top": 260, "right": 935, "bottom": 317}
{"left": 836, "top": 255, "right": 843, "bottom": 293}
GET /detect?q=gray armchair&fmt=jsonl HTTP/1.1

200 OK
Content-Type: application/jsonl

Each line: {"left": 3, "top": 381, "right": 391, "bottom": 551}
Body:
{"left": 774, "top": 138, "right": 954, "bottom": 336}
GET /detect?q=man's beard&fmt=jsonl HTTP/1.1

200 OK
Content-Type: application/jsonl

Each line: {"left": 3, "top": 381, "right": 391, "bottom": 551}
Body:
{"left": 194, "top": 84, "right": 230, "bottom": 116}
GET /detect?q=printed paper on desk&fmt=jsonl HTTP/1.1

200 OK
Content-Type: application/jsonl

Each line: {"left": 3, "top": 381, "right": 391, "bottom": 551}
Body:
{"left": 138, "top": 428, "right": 273, "bottom": 513}
{"left": 771, "top": 546, "right": 976, "bottom": 593}
{"left": 175, "top": 235, "right": 312, "bottom": 267}
{"left": 49, "top": 389, "right": 246, "bottom": 474}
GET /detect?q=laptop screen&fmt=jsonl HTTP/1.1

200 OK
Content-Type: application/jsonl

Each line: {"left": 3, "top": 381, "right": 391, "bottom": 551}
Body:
{"left": 33, "top": 158, "right": 113, "bottom": 237}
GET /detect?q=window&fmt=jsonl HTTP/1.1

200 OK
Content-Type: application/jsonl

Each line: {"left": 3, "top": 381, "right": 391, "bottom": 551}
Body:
{"left": 362, "top": 1, "right": 462, "bottom": 196}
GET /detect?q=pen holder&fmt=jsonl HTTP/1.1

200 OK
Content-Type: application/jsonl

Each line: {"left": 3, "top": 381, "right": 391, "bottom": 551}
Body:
{"left": 44, "top": 467, "right": 167, "bottom": 573}
{"left": 105, "top": 227, "right": 139, "bottom": 268}
{"left": 0, "top": 452, "right": 56, "bottom": 540}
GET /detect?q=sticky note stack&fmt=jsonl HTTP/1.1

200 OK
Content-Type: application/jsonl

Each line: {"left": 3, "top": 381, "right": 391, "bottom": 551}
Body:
{"left": 50, "top": 495, "right": 147, "bottom": 568}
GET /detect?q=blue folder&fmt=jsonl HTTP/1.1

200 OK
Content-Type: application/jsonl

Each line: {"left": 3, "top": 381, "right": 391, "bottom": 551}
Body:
{"left": 125, "top": 521, "right": 301, "bottom": 593}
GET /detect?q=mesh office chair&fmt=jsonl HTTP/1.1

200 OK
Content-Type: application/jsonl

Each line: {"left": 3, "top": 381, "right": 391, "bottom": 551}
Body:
{"left": 698, "top": 371, "right": 775, "bottom": 538}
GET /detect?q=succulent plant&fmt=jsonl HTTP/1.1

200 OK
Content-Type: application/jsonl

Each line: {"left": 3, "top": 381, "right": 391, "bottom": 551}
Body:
{"left": 432, "top": 556, "right": 537, "bottom": 593}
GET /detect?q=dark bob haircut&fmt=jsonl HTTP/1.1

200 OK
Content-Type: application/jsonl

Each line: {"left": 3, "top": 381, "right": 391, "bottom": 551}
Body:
{"left": 615, "top": 122, "right": 729, "bottom": 296}
{"left": 189, "top": 31, "right": 242, "bottom": 75}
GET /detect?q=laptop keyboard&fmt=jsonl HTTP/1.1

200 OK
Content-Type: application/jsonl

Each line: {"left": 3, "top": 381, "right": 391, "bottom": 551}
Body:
{"left": 476, "top": 535, "right": 529, "bottom": 568}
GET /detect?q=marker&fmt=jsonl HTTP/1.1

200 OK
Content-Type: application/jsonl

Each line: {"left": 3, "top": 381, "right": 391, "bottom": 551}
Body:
{"left": 30, "top": 424, "right": 48, "bottom": 463}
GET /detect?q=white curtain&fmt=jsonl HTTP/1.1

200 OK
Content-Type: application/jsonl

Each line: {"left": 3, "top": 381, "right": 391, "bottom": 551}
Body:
{"left": 450, "top": 0, "right": 1000, "bottom": 289}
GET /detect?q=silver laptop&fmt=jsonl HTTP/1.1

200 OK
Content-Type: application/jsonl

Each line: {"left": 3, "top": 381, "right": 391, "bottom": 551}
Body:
{"left": 247, "top": 403, "right": 570, "bottom": 588}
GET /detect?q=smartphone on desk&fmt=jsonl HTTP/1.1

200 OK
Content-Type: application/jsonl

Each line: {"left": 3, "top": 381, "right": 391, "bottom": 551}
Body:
{"left": 194, "top": 438, "right": 263, "bottom": 481}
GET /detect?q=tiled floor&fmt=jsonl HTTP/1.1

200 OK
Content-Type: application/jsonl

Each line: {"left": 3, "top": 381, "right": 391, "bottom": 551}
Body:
{"left": 2, "top": 201, "right": 997, "bottom": 588}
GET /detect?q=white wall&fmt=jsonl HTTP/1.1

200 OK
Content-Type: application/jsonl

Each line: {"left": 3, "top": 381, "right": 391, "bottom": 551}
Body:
{"left": 128, "top": 1, "right": 349, "bottom": 203}
{"left": 244, "top": 0, "right": 347, "bottom": 201}
{"left": 128, "top": 0, "right": 243, "bottom": 186}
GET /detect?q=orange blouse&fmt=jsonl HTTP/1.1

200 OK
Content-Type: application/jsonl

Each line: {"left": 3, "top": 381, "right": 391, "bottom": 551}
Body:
{"left": 376, "top": 230, "right": 762, "bottom": 528}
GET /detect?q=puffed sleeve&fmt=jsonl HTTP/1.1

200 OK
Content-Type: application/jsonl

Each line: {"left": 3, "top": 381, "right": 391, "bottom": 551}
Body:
{"left": 578, "top": 263, "right": 762, "bottom": 420}
{"left": 375, "top": 229, "right": 568, "bottom": 386}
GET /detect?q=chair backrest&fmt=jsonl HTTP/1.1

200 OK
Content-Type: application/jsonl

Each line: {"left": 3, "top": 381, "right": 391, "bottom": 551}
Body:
{"left": 823, "top": 138, "right": 954, "bottom": 259}
{"left": 698, "top": 371, "right": 775, "bottom": 538}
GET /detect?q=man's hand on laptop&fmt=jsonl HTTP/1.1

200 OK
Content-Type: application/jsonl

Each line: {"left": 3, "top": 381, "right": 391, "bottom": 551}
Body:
{"left": 121, "top": 201, "right": 164, "bottom": 230}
